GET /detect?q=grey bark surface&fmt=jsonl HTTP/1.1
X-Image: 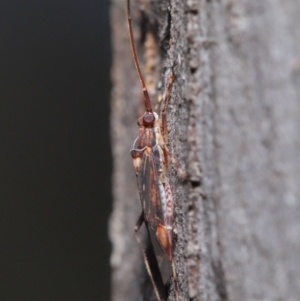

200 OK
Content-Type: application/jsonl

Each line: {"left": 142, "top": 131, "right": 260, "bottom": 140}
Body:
{"left": 109, "top": 1, "right": 300, "bottom": 301}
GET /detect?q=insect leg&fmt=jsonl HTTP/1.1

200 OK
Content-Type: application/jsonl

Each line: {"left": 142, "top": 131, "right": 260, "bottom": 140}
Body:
{"left": 161, "top": 74, "right": 175, "bottom": 147}
{"left": 164, "top": 147, "right": 187, "bottom": 180}
{"left": 159, "top": 75, "right": 187, "bottom": 180}
{"left": 172, "top": 257, "right": 180, "bottom": 301}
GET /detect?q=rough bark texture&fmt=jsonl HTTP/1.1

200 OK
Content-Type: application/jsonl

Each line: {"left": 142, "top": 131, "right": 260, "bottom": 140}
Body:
{"left": 109, "top": 1, "right": 300, "bottom": 301}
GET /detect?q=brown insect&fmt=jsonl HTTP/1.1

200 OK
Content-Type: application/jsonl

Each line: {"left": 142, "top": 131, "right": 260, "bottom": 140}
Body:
{"left": 126, "top": 0, "right": 181, "bottom": 300}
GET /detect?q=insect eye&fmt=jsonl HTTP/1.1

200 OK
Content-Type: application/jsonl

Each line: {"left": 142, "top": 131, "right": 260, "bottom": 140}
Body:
{"left": 143, "top": 113, "right": 154, "bottom": 125}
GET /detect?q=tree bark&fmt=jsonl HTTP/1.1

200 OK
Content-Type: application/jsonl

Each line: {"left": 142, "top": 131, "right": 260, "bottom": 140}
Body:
{"left": 109, "top": 1, "right": 300, "bottom": 301}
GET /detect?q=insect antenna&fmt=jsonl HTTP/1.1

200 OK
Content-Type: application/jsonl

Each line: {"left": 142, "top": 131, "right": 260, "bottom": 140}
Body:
{"left": 126, "top": 0, "right": 152, "bottom": 113}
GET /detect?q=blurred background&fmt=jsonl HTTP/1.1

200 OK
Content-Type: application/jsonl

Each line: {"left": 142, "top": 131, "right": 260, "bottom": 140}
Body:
{"left": 0, "top": 0, "right": 112, "bottom": 300}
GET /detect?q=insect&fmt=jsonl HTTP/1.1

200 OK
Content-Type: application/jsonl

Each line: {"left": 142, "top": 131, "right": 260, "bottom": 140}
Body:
{"left": 126, "top": 0, "right": 180, "bottom": 300}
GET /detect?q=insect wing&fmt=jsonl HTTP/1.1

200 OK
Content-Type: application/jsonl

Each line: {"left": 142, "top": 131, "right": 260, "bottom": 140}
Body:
{"left": 147, "top": 223, "right": 172, "bottom": 285}
{"left": 137, "top": 151, "right": 172, "bottom": 285}
{"left": 138, "top": 152, "right": 164, "bottom": 225}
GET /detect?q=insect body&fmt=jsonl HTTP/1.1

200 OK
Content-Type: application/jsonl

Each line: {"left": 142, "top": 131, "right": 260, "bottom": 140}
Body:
{"left": 126, "top": 0, "right": 179, "bottom": 300}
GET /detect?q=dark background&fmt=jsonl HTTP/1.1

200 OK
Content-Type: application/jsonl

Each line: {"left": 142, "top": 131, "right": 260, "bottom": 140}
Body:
{"left": 0, "top": 0, "right": 112, "bottom": 300}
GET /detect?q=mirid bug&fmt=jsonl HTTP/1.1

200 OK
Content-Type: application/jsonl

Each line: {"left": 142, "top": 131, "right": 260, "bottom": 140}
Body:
{"left": 126, "top": 0, "right": 180, "bottom": 300}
